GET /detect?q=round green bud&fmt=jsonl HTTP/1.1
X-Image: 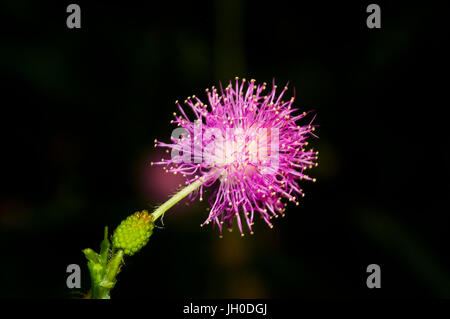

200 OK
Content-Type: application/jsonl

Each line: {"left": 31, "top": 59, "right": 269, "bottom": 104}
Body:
{"left": 112, "top": 210, "right": 154, "bottom": 256}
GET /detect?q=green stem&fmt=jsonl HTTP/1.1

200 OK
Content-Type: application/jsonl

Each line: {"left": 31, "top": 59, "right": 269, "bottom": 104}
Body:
{"left": 95, "top": 249, "right": 124, "bottom": 299}
{"left": 105, "top": 249, "right": 125, "bottom": 283}
{"left": 150, "top": 178, "right": 204, "bottom": 221}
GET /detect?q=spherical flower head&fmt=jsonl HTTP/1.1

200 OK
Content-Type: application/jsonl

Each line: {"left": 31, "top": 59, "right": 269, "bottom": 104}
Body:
{"left": 153, "top": 78, "right": 318, "bottom": 236}
{"left": 112, "top": 210, "right": 154, "bottom": 255}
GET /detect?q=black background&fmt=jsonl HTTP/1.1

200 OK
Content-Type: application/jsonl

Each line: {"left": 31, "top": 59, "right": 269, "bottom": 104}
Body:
{"left": 0, "top": 1, "right": 449, "bottom": 299}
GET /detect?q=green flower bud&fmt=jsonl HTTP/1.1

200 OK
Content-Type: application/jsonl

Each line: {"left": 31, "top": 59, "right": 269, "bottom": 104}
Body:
{"left": 112, "top": 210, "right": 154, "bottom": 256}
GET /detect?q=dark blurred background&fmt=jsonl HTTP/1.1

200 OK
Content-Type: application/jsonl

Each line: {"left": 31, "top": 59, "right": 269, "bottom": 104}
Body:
{"left": 0, "top": 1, "right": 449, "bottom": 298}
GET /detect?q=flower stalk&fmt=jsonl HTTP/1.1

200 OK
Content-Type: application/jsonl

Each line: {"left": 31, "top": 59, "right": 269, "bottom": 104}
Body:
{"left": 150, "top": 178, "right": 205, "bottom": 221}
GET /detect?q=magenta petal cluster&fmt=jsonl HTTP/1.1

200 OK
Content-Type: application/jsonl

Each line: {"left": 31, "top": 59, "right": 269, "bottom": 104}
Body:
{"left": 153, "top": 78, "right": 318, "bottom": 236}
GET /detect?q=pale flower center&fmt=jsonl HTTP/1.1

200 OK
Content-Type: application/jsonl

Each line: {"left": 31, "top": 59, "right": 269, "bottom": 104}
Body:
{"left": 206, "top": 127, "right": 277, "bottom": 178}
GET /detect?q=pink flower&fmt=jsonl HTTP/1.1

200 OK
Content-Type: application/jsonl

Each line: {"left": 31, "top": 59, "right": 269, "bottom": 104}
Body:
{"left": 153, "top": 78, "right": 318, "bottom": 236}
